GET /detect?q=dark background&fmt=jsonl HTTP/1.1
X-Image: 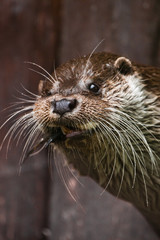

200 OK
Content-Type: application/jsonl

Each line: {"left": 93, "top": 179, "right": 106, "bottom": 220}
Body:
{"left": 0, "top": 0, "right": 160, "bottom": 239}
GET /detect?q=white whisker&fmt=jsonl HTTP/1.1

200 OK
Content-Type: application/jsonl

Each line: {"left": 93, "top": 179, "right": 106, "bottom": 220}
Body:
{"left": 24, "top": 61, "right": 55, "bottom": 83}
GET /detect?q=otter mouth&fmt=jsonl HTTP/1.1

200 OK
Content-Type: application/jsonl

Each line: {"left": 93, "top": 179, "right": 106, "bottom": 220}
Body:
{"left": 25, "top": 125, "right": 90, "bottom": 159}
{"left": 48, "top": 125, "right": 88, "bottom": 143}
{"left": 56, "top": 121, "right": 97, "bottom": 140}
{"left": 60, "top": 126, "right": 88, "bottom": 138}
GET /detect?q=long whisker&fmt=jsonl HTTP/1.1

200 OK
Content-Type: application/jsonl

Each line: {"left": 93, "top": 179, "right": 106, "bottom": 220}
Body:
{"left": 83, "top": 39, "right": 105, "bottom": 76}
{"left": 0, "top": 106, "right": 33, "bottom": 131}
{"left": 86, "top": 39, "right": 105, "bottom": 66}
{"left": 20, "top": 83, "right": 39, "bottom": 98}
{"left": 24, "top": 61, "right": 55, "bottom": 83}
{"left": 27, "top": 67, "right": 54, "bottom": 84}
{"left": 53, "top": 148, "right": 79, "bottom": 203}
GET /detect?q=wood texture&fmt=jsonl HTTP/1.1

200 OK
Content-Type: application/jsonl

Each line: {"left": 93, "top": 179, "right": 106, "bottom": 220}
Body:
{"left": 0, "top": 0, "right": 160, "bottom": 239}
{"left": 58, "top": 0, "right": 160, "bottom": 66}
{"left": 0, "top": 0, "right": 59, "bottom": 239}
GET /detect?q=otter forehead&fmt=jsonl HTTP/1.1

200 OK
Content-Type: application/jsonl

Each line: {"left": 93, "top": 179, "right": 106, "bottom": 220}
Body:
{"left": 39, "top": 51, "right": 138, "bottom": 100}
{"left": 54, "top": 52, "right": 118, "bottom": 94}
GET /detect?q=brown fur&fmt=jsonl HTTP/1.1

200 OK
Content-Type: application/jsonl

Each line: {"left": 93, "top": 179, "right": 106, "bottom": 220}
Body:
{"left": 6, "top": 52, "right": 160, "bottom": 235}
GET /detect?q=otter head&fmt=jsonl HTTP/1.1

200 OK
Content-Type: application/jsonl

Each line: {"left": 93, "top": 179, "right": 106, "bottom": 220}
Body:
{"left": 33, "top": 52, "right": 136, "bottom": 148}
{"left": 30, "top": 52, "right": 148, "bottom": 179}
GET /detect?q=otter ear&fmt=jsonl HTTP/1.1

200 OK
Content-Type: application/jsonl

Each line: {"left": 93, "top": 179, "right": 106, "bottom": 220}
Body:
{"left": 114, "top": 57, "right": 133, "bottom": 75}
{"left": 38, "top": 79, "right": 52, "bottom": 96}
{"left": 38, "top": 80, "right": 44, "bottom": 94}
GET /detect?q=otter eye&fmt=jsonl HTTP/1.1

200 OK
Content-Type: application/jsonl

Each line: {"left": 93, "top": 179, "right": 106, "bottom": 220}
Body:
{"left": 88, "top": 83, "right": 100, "bottom": 93}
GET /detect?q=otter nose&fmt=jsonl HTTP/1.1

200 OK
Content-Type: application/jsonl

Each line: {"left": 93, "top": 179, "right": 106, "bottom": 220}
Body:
{"left": 52, "top": 99, "right": 77, "bottom": 116}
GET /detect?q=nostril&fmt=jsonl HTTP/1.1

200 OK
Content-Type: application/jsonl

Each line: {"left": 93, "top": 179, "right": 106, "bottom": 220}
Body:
{"left": 52, "top": 98, "right": 78, "bottom": 116}
{"left": 68, "top": 99, "right": 77, "bottom": 111}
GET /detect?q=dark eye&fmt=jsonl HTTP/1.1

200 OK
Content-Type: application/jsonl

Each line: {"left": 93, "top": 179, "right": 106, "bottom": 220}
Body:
{"left": 88, "top": 83, "right": 100, "bottom": 93}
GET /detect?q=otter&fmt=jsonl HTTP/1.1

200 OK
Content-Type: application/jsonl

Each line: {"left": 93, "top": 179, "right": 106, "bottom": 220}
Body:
{"left": 2, "top": 52, "right": 160, "bottom": 236}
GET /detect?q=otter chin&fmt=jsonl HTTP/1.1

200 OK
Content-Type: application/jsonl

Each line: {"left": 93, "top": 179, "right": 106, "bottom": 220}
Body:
{"left": 4, "top": 52, "right": 160, "bottom": 236}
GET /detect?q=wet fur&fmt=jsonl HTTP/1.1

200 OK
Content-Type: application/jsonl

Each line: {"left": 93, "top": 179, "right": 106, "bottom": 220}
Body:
{"left": 1, "top": 52, "right": 160, "bottom": 235}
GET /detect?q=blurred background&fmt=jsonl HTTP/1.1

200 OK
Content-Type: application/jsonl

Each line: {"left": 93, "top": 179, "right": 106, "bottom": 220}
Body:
{"left": 0, "top": 0, "right": 160, "bottom": 239}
